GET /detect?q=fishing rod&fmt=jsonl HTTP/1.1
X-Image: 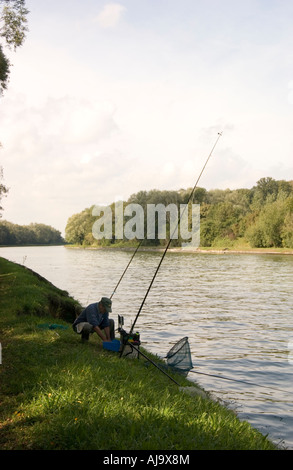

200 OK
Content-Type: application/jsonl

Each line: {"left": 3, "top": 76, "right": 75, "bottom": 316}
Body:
{"left": 86, "top": 241, "right": 142, "bottom": 304}
{"left": 110, "top": 239, "right": 144, "bottom": 300}
{"left": 110, "top": 131, "right": 221, "bottom": 306}
{"left": 128, "top": 342, "right": 180, "bottom": 385}
{"left": 128, "top": 132, "right": 223, "bottom": 337}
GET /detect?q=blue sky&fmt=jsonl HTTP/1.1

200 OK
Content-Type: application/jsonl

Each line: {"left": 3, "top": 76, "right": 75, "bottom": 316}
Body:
{"left": 1, "top": 0, "right": 293, "bottom": 234}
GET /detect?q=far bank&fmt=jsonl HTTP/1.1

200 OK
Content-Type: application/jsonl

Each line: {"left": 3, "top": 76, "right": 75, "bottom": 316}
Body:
{"left": 65, "top": 243, "right": 293, "bottom": 256}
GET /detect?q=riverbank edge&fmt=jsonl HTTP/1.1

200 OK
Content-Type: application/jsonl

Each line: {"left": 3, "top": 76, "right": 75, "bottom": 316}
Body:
{"left": 0, "top": 257, "right": 278, "bottom": 450}
{"left": 65, "top": 244, "right": 293, "bottom": 256}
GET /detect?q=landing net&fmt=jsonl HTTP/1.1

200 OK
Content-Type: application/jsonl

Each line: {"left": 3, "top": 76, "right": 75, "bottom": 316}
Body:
{"left": 165, "top": 337, "right": 193, "bottom": 376}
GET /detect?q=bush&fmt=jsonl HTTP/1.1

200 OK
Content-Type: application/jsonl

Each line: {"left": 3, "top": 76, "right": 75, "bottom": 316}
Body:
{"left": 281, "top": 213, "right": 293, "bottom": 248}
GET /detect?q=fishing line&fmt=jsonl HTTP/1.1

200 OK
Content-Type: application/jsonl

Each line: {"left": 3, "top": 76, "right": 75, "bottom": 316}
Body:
{"left": 128, "top": 132, "right": 223, "bottom": 336}
{"left": 110, "top": 239, "right": 144, "bottom": 300}
{"left": 110, "top": 132, "right": 221, "bottom": 309}
{"left": 188, "top": 368, "right": 290, "bottom": 394}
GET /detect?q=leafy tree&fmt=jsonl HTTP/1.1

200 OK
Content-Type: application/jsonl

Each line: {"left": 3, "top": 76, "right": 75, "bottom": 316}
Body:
{"left": 179, "top": 187, "right": 207, "bottom": 204}
{"left": 281, "top": 213, "right": 293, "bottom": 248}
{"left": 0, "top": 221, "right": 10, "bottom": 243}
{"left": 0, "top": 164, "right": 8, "bottom": 217}
{"left": 65, "top": 208, "right": 96, "bottom": 245}
{"left": 245, "top": 223, "right": 266, "bottom": 248}
{"left": 128, "top": 190, "right": 149, "bottom": 208}
{"left": 200, "top": 218, "right": 217, "bottom": 247}
{"left": 224, "top": 188, "right": 252, "bottom": 213}
{"left": 281, "top": 196, "right": 293, "bottom": 248}
{"left": 29, "top": 223, "right": 63, "bottom": 244}
{"left": 250, "top": 177, "right": 280, "bottom": 209}
{"left": 206, "top": 188, "right": 232, "bottom": 205}
{"left": 0, "top": 0, "right": 29, "bottom": 94}
{"left": 0, "top": 220, "right": 64, "bottom": 245}
{"left": 0, "top": 42, "right": 9, "bottom": 92}
{"left": 64, "top": 178, "right": 293, "bottom": 249}
{"left": 245, "top": 199, "right": 287, "bottom": 247}
{"left": 203, "top": 202, "right": 241, "bottom": 244}
{"left": 1, "top": 1, "right": 29, "bottom": 219}
{"left": 277, "top": 180, "right": 292, "bottom": 198}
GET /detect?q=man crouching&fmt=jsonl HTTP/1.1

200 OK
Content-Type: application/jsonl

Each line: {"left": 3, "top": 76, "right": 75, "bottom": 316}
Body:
{"left": 73, "top": 297, "right": 115, "bottom": 342}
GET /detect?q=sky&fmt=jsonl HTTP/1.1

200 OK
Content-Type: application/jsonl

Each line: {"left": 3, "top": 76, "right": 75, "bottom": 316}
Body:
{"left": 0, "top": 0, "right": 293, "bottom": 235}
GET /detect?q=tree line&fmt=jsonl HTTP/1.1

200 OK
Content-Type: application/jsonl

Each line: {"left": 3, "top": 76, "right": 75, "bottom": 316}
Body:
{"left": 0, "top": 221, "right": 64, "bottom": 245}
{"left": 65, "top": 177, "right": 293, "bottom": 249}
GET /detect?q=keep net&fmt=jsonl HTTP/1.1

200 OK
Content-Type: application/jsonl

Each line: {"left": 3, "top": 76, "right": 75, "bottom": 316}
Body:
{"left": 165, "top": 337, "right": 193, "bottom": 376}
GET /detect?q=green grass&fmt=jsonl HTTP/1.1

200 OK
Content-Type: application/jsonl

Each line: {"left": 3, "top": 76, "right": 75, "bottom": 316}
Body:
{"left": 0, "top": 256, "right": 277, "bottom": 450}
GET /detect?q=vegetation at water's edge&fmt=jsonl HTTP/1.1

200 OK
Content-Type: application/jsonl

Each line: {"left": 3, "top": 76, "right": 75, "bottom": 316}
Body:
{"left": 65, "top": 177, "right": 293, "bottom": 250}
{"left": 0, "top": 221, "right": 65, "bottom": 246}
{"left": 0, "top": 256, "right": 277, "bottom": 450}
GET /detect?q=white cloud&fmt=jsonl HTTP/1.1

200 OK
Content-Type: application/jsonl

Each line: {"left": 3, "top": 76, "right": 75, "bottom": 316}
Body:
{"left": 95, "top": 3, "right": 126, "bottom": 29}
{"left": 0, "top": 93, "right": 126, "bottom": 232}
{"left": 1, "top": 0, "right": 293, "bottom": 235}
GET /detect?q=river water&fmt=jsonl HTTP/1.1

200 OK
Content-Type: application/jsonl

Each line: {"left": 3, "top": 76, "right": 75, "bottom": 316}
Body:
{"left": 1, "top": 245, "right": 293, "bottom": 449}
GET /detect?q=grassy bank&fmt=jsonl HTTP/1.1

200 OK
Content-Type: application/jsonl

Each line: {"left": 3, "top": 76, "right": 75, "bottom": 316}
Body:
{"left": 0, "top": 257, "right": 277, "bottom": 450}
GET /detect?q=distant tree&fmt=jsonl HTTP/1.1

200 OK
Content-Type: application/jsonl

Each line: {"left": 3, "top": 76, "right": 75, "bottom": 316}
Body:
{"left": 192, "top": 187, "right": 208, "bottom": 204}
{"left": 0, "top": 221, "right": 10, "bottom": 243}
{"left": 245, "top": 223, "right": 265, "bottom": 248}
{"left": 277, "top": 180, "right": 293, "bottom": 198}
{"left": 0, "top": 220, "right": 64, "bottom": 245}
{"left": 128, "top": 189, "right": 182, "bottom": 207}
{"left": 256, "top": 177, "right": 279, "bottom": 198}
{"left": 281, "top": 213, "right": 293, "bottom": 248}
{"left": 65, "top": 208, "right": 95, "bottom": 245}
{"left": 206, "top": 188, "right": 232, "bottom": 205}
{"left": 281, "top": 196, "right": 293, "bottom": 248}
{"left": 250, "top": 177, "right": 280, "bottom": 209}
{"left": 245, "top": 199, "right": 287, "bottom": 247}
{"left": 203, "top": 202, "right": 241, "bottom": 243}
{"left": 225, "top": 188, "right": 252, "bottom": 213}
{"left": 64, "top": 178, "right": 293, "bottom": 249}
{"left": 29, "top": 223, "right": 64, "bottom": 244}
{"left": 128, "top": 190, "right": 149, "bottom": 208}
{"left": 200, "top": 218, "right": 217, "bottom": 247}
{"left": 178, "top": 187, "right": 207, "bottom": 204}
